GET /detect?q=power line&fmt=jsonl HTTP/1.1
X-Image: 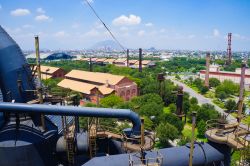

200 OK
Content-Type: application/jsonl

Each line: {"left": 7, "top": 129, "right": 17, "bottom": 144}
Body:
{"left": 84, "top": 0, "right": 126, "bottom": 52}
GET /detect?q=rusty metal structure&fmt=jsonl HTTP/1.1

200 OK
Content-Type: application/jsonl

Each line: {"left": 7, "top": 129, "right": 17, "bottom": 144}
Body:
{"left": 226, "top": 33, "right": 232, "bottom": 65}
{"left": 205, "top": 52, "right": 210, "bottom": 87}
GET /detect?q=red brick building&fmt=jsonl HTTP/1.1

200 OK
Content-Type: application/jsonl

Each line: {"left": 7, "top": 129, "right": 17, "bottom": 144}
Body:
{"left": 57, "top": 70, "right": 138, "bottom": 103}
{"left": 40, "top": 65, "right": 66, "bottom": 79}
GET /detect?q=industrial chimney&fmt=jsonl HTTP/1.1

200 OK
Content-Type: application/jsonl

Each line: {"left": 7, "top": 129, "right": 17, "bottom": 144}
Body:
{"left": 237, "top": 62, "right": 246, "bottom": 122}
{"left": 205, "top": 52, "right": 210, "bottom": 87}
{"left": 89, "top": 57, "right": 93, "bottom": 72}
{"left": 226, "top": 33, "right": 232, "bottom": 65}
{"left": 127, "top": 49, "right": 129, "bottom": 67}
{"left": 139, "top": 48, "right": 142, "bottom": 72}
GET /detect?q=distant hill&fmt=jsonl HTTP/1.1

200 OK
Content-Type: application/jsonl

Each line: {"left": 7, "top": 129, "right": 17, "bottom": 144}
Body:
{"left": 90, "top": 40, "right": 124, "bottom": 51}
{"left": 45, "top": 53, "right": 75, "bottom": 60}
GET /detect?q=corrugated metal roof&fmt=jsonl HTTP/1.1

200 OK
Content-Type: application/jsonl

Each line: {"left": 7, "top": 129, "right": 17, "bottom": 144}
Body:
{"left": 65, "top": 70, "right": 125, "bottom": 85}
{"left": 40, "top": 65, "right": 60, "bottom": 74}
{"left": 47, "top": 115, "right": 74, "bottom": 134}
{"left": 58, "top": 79, "right": 97, "bottom": 94}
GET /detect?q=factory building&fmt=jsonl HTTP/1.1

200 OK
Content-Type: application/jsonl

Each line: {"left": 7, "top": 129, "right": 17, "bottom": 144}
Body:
{"left": 39, "top": 65, "right": 66, "bottom": 79}
{"left": 199, "top": 66, "right": 250, "bottom": 90}
{"left": 58, "top": 70, "right": 138, "bottom": 104}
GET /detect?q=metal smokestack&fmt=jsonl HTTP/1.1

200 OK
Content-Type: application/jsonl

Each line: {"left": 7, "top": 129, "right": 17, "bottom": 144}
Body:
{"left": 226, "top": 33, "right": 232, "bottom": 65}
{"left": 205, "top": 52, "right": 210, "bottom": 87}
{"left": 89, "top": 57, "right": 93, "bottom": 72}
{"left": 139, "top": 48, "right": 142, "bottom": 72}
{"left": 127, "top": 49, "right": 129, "bottom": 67}
{"left": 237, "top": 62, "right": 246, "bottom": 122}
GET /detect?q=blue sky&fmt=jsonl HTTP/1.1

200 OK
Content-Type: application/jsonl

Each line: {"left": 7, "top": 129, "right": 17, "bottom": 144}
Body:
{"left": 0, "top": 0, "right": 250, "bottom": 51}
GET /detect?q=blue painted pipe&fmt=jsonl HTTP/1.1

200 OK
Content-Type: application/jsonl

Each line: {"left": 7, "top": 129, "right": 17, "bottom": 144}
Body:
{"left": 0, "top": 26, "right": 36, "bottom": 103}
{"left": 0, "top": 102, "right": 141, "bottom": 135}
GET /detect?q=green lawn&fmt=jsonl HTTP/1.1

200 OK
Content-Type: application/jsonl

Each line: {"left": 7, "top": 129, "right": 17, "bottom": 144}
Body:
{"left": 182, "top": 123, "right": 207, "bottom": 142}
{"left": 163, "top": 107, "right": 171, "bottom": 114}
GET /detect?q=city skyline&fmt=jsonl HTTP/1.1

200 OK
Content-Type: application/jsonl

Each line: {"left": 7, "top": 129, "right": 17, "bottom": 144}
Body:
{"left": 1, "top": 0, "right": 250, "bottom": 51}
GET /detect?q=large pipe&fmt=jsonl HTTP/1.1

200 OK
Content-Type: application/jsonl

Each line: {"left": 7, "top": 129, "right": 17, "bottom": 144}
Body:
{"left": 0, "top": 102, "right": 141, "bottom": 135}
{"left": 83, "top": 142, "right": 226, "bottom": 166}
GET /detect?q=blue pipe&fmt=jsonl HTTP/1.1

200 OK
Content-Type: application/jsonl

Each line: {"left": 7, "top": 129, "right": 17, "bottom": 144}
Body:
{"left": 0, "top": 102, "right": 141, "bottom": 135}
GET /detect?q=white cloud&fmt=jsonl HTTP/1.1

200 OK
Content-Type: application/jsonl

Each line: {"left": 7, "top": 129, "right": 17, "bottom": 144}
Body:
{"left": 36, "top": 8, "right": 45, "bottom": 14}
{"left": 213, "top": 29, "right": 220, "bottom": 37}
{"left": 145, "top": 22, "right": 153, "bottom": 27}
{"left": 112, "top": 14, "right": 141, "bottom": 26}
{"left": 138, "top": 30, "right": 145, "bottom": 36}
{"left": 22, "top": 24, "right": 34, "bottom": 28}
{"left": 11, "top": 8, "right": 30, "bottom": 16}
{"left": 84, "top": 29, "right": 100, "bottom": 37}
{"left": 54, "top": 31, "right": 69, "bottom": 38}
{"left": 35, "top": 14, "right": 52, "bottom": 22}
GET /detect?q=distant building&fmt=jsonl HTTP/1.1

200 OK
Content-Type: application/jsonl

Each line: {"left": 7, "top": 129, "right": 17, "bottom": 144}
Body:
{"left": 113, "top": 58, "right": 127, "bottom": 67}
{"left": 34, "top": 65, "right": 66, "bottom": 80}
{"left": 58, "top": 70, "right": 138, "bottom": 104}
{"left": 131, "top": 60, "right": 156, "bottom": 68}
{"left": 199, "top": 66, "right": 250, "bottom": 90}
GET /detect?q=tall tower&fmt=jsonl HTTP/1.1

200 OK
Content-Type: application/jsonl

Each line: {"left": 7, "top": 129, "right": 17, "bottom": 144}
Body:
{"left": 139, "top": 48, "right": 142, "bottom": 72}
{"left": 226, "top": 33, "right": 232, "bottom": 65}
{"left": 237, "top": 62, "right": 246, "bottom": 122}
{"left": 127, "top": 49, "right": 129, "bottom": 67}
{"left": 205, "top": 52, "right": 210, "bottom": 87}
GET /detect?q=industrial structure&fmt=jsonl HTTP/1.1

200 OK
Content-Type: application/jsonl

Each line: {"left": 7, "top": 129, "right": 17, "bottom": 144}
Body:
{"left": 205, "top": 52, "right": 210, "bottom": 87}
{"left": 0, "top": 25, "right": 250, "bottom": 166}
{"left": 226, "top": 33, "right": 232, "bottom": 65}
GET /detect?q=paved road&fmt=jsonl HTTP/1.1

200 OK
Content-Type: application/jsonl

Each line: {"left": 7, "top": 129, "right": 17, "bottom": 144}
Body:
{"left": 169, "top": 78, "right": 236, "bottom": 122}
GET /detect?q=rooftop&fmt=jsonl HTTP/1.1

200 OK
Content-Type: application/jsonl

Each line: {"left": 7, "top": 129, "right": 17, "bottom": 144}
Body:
{"left": 65, "top": 70, "right": 125, "bottom": 85}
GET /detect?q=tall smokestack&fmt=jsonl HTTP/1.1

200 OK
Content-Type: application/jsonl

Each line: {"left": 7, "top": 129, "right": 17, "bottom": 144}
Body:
{"left": 89, "top": 57, "right": 93, "bottom": 72}
{"left": 205, "top": 52, "right": 210, "bottom": 87}
{"left": 139, "top": 48, "right": 142, "bottom": 72}
{"left": 127, "top": 49, "right": 129, "bottom": 67}
{"left": 237, "top": 62, "right": 246, "bottom": 122}
{"left": 226, "top": 33, "right": 232, "bottom": 65}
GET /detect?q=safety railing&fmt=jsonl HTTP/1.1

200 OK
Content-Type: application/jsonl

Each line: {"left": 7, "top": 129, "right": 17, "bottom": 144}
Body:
{"left": 129, "top": 151, "right": 163, "bottom": 166}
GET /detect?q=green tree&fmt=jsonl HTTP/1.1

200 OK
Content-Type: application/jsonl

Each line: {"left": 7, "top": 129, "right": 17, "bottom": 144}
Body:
{"left": 197, "top": 104, "right": 220, "bottom": 123}
{"left": 190, "top": 97, "right": 198, "bottom": 105}
{"left": 209, "top": 78, "right": 220, "bottom": 87}
{"left": 200, "top": 86, "right": 209, "bottom": 94}
{"left": 216, "top": 91, "right": 227, "bottom": 101}
{"left": 100, "top": 94, "right": 123, "bottom": 108}
{"left": 169, "top": 103, "right": 177, "bottom": 113}
{"left": 224, "top": 99, "right": 237, "bottom": 112}
{"left": 156, "top": 122, "right": 179, "bottom": 146}
{"left": 163, "top": 113, "right": 184, "bottom": 133}
{"left": 193, "top": 78, "right": 203, "bottom": 88}
{"left": 197, "top": 120, "right": 206, "bottom": 137}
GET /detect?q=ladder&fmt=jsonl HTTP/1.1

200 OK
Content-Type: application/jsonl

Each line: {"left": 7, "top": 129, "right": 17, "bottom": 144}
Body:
{"left": 88, "top": 118, "right": 98, "bottom": 158}
{"left": 66, "top": 135, "right": 75, "bottom": 166}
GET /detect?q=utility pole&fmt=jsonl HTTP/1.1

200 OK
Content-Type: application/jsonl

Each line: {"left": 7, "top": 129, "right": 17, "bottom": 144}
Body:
{"left": 35, "top": 36, "right": 45, "bottom": 130}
